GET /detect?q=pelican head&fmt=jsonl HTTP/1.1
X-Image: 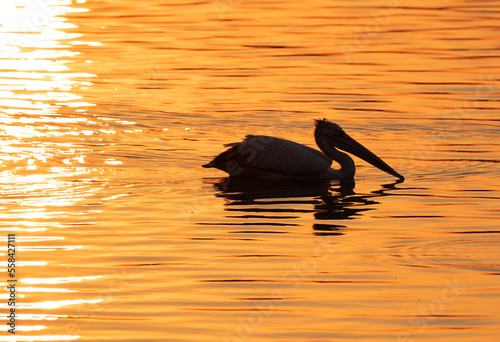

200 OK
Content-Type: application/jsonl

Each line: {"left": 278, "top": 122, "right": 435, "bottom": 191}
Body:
{"left": 314, "top": 118, "right": 404, "bottom": 180}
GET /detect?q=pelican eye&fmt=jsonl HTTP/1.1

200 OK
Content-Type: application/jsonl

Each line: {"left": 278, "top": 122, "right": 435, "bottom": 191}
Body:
{"left": 332, "top": 127, "right": 342, "bottom": 135}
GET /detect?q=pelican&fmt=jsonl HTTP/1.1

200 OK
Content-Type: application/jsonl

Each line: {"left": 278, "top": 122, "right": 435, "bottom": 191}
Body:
{"left": 203, "top": 118, "right": 404, "bottom": 180}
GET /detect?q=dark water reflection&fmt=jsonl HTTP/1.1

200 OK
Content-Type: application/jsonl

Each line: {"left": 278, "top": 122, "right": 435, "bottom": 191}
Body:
{"left": 206, "top": 177, "right": 404, "bottom": 236}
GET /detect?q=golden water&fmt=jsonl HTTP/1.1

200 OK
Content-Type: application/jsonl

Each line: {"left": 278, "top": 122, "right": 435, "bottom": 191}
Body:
{"left": 1, "top": 0, "right": 499, "bottom": 341}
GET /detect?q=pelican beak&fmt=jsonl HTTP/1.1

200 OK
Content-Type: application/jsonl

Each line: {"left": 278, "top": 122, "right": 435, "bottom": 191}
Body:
{"left": 332, "top": 133, "right": 405, "bottom": 180}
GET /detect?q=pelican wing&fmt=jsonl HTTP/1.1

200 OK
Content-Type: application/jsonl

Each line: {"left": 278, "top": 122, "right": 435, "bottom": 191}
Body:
{"left": 205, "top": 135, "right": 332, "bottom": 176}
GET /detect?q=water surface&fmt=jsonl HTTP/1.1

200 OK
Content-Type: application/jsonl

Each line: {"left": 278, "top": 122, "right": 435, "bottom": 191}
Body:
{"left": 1, "top": 0, "right": 499, "bottom": 341}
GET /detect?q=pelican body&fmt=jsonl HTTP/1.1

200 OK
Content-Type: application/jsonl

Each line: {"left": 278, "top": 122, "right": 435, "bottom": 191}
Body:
{"left": 203, "top": 119, "right": 404, "bottom": 180}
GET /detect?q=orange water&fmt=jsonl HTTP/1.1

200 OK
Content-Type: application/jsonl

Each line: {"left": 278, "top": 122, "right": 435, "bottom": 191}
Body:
{"left": 1, "top": 0, "right": 499, "bottom": 341}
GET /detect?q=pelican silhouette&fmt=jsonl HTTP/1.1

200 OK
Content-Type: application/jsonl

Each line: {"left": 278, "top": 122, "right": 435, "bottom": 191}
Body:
{"left": 203, "top": 118, "right": 404, "bottom": 180}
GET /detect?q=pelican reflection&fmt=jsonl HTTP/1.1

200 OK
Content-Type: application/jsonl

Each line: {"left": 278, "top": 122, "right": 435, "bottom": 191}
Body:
{"left": 204, "top": 177, "right": 401, "bottom": 236}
